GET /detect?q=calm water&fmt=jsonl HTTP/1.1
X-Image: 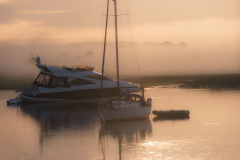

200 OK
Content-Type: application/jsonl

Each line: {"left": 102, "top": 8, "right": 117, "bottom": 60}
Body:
{"left": 1, "top": 88, "right": 240, "bottom": 160}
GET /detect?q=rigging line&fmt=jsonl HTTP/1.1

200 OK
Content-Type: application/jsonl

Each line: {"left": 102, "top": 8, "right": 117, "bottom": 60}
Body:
{"left": 123, "top": 0, "right": 135, "bottom": 76}
{"left": 104, "top": 72, "right": 113, "bottom": 79}
{"left": 124, "top": 1, "right": 137, "bottom": 77}
{"left": 119, "top": 42, "right": 127, "bottom": 77}
{"left": 110, "top": 32, "right": 115, "bottom": 76}
{"left": 115, "top": 1, "right": 132, "bottom": 78}
{"left": 105, "top": 35, "right": 114, "bottom": 76}
{"left": 121, "top": 42, "right": 131, "bottom": 77}
{"left": 123, "top": 45, "right": 128, "bottom": 77}
{"left": 101, "top": 0, "right": 106, "bottom": 15}
{"left": 124, "top": 0, "right": 142, "bottom": 80}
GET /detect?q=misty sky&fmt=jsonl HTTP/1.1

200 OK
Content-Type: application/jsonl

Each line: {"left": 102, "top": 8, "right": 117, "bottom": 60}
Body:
{"left": 1, "top": 0, "right": 239, "bottom": 46}
{"left": 0, "top": 0, "right": 240, "bottom": 76}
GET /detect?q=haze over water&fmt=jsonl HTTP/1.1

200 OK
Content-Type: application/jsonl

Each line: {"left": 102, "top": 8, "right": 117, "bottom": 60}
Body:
{"left": 1, "top": 88, "right": 240, "bottom": 160}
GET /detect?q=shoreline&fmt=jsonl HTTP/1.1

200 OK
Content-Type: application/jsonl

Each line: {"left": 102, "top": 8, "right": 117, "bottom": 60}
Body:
{"left": 123, "top": 74, "right": 240, "bottom": 90}
{"left": 1, "top": 74, "right": 240, "bottom": 90}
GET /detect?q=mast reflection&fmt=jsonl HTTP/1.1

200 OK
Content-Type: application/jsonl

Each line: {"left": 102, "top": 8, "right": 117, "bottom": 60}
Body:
{"left": 99, "top": 119, "right": 152, "bottom": 160}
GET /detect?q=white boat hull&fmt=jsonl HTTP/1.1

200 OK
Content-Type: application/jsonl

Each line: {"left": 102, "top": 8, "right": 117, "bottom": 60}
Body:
{"left": 19, "top": 93, "right": 97, "bottom": 103}
{"left": 99, "top": 106, "right": 152, "bottom": 121}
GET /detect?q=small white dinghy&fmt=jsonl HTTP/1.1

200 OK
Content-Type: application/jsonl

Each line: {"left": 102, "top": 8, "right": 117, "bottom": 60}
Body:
{"left": 152, "top": 110, "right": 190, "bottom": 117}
{"left": 6, "top": 98, "right": 22, "bottom": 105}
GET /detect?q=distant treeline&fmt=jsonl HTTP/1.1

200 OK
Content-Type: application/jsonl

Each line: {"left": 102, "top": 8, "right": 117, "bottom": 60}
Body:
{"left": 0, "top": 74, "right": 239, "bottom": 90}
{"left": 123, "top": 74, "right": 240, "bottom": 90}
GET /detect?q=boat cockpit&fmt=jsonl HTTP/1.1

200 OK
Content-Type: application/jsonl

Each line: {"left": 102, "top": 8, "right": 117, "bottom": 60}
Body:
{"left": 119, "top": 94, "right": 144, "bottom": 102}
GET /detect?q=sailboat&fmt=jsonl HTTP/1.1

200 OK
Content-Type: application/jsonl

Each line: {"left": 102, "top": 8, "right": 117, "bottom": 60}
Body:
{"left": 98, "top": 0, "right": 152, "bottom": 121}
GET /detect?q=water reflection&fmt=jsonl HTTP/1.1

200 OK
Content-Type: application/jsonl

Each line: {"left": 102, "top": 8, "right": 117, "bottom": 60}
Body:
{"left": 7, "top": 103, "right": 20, "bottom": 107}
{"left": 99, "top": 119, "right": 152, "bottom": 160}
{"left": 19, "top": 103, "right": 100, "bottom": 153}
{"left": 2, "top": 88, "right": 240, "bottom": 159}
{"left": 153, "top": 115, "right": 190, "bottom": 121}
{"left": 20, "top": 103, "right": 99, "bottom": 129}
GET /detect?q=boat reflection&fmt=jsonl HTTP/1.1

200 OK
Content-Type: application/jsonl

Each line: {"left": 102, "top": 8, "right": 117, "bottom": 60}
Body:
{"left": 19, "top": 103, "right": 100, "bottom": 151}
{"left": 20, "top": 103, "right": 99, "bottom": 128}
{"left": 153, "top": 115, "right": 190, "bottom": 121}
{"left": 99, "top": 119, "right": 152, "bottom": 160}
{"left": 7, "top": 103, "right": 20, "bottom": 107}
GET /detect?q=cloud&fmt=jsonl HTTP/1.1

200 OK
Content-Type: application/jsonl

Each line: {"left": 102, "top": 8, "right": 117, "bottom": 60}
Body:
{"left": 0, "top": 0, "right": 103, "bottom": 27}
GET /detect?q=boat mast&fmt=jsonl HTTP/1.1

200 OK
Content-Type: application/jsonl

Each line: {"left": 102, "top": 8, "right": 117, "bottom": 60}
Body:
{"left": 114, "top": 0, "right": 120, "bottom": 94}
{"left": 101, "top": 0, "right": 110, "bottom": 97}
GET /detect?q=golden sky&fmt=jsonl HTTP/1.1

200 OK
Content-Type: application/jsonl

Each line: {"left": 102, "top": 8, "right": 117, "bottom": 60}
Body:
{"left": 0, "top": 0, "right": 240, "bottom": 76}
{"left": 0, "top": 0, "right": 239, "bottom": 47}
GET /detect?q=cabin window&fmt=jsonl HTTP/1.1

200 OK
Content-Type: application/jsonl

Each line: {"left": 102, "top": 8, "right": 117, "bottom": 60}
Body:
{"left": 34, "top": 73, "right": 68, "bottom": 87}
{"left": 52, "top": 77, "right": 58, "bottom": 85}
{"left": 35, "top": 74, "right": 51, "bottom": 85}
{"left": 49, "top": 77, "right": 67, "bottom": 87}
{"left": 45, "top": 75, "right": 51, "bottom": 85}
{"left": 69, "top": 78, "right": 94, "bottom": 86}
{"left": 36, "top": 74, "right": 43, "bottom": 84}
{"left": 57, "top": 78, "right": 64, "bottom": 86}
{"left": 85, "top": 75, "right": 111, "bottom": 81}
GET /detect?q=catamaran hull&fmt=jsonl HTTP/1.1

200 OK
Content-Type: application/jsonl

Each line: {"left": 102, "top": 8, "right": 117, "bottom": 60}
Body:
{"left": 99, "top": 107, "right": 152, "bottom": 121}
